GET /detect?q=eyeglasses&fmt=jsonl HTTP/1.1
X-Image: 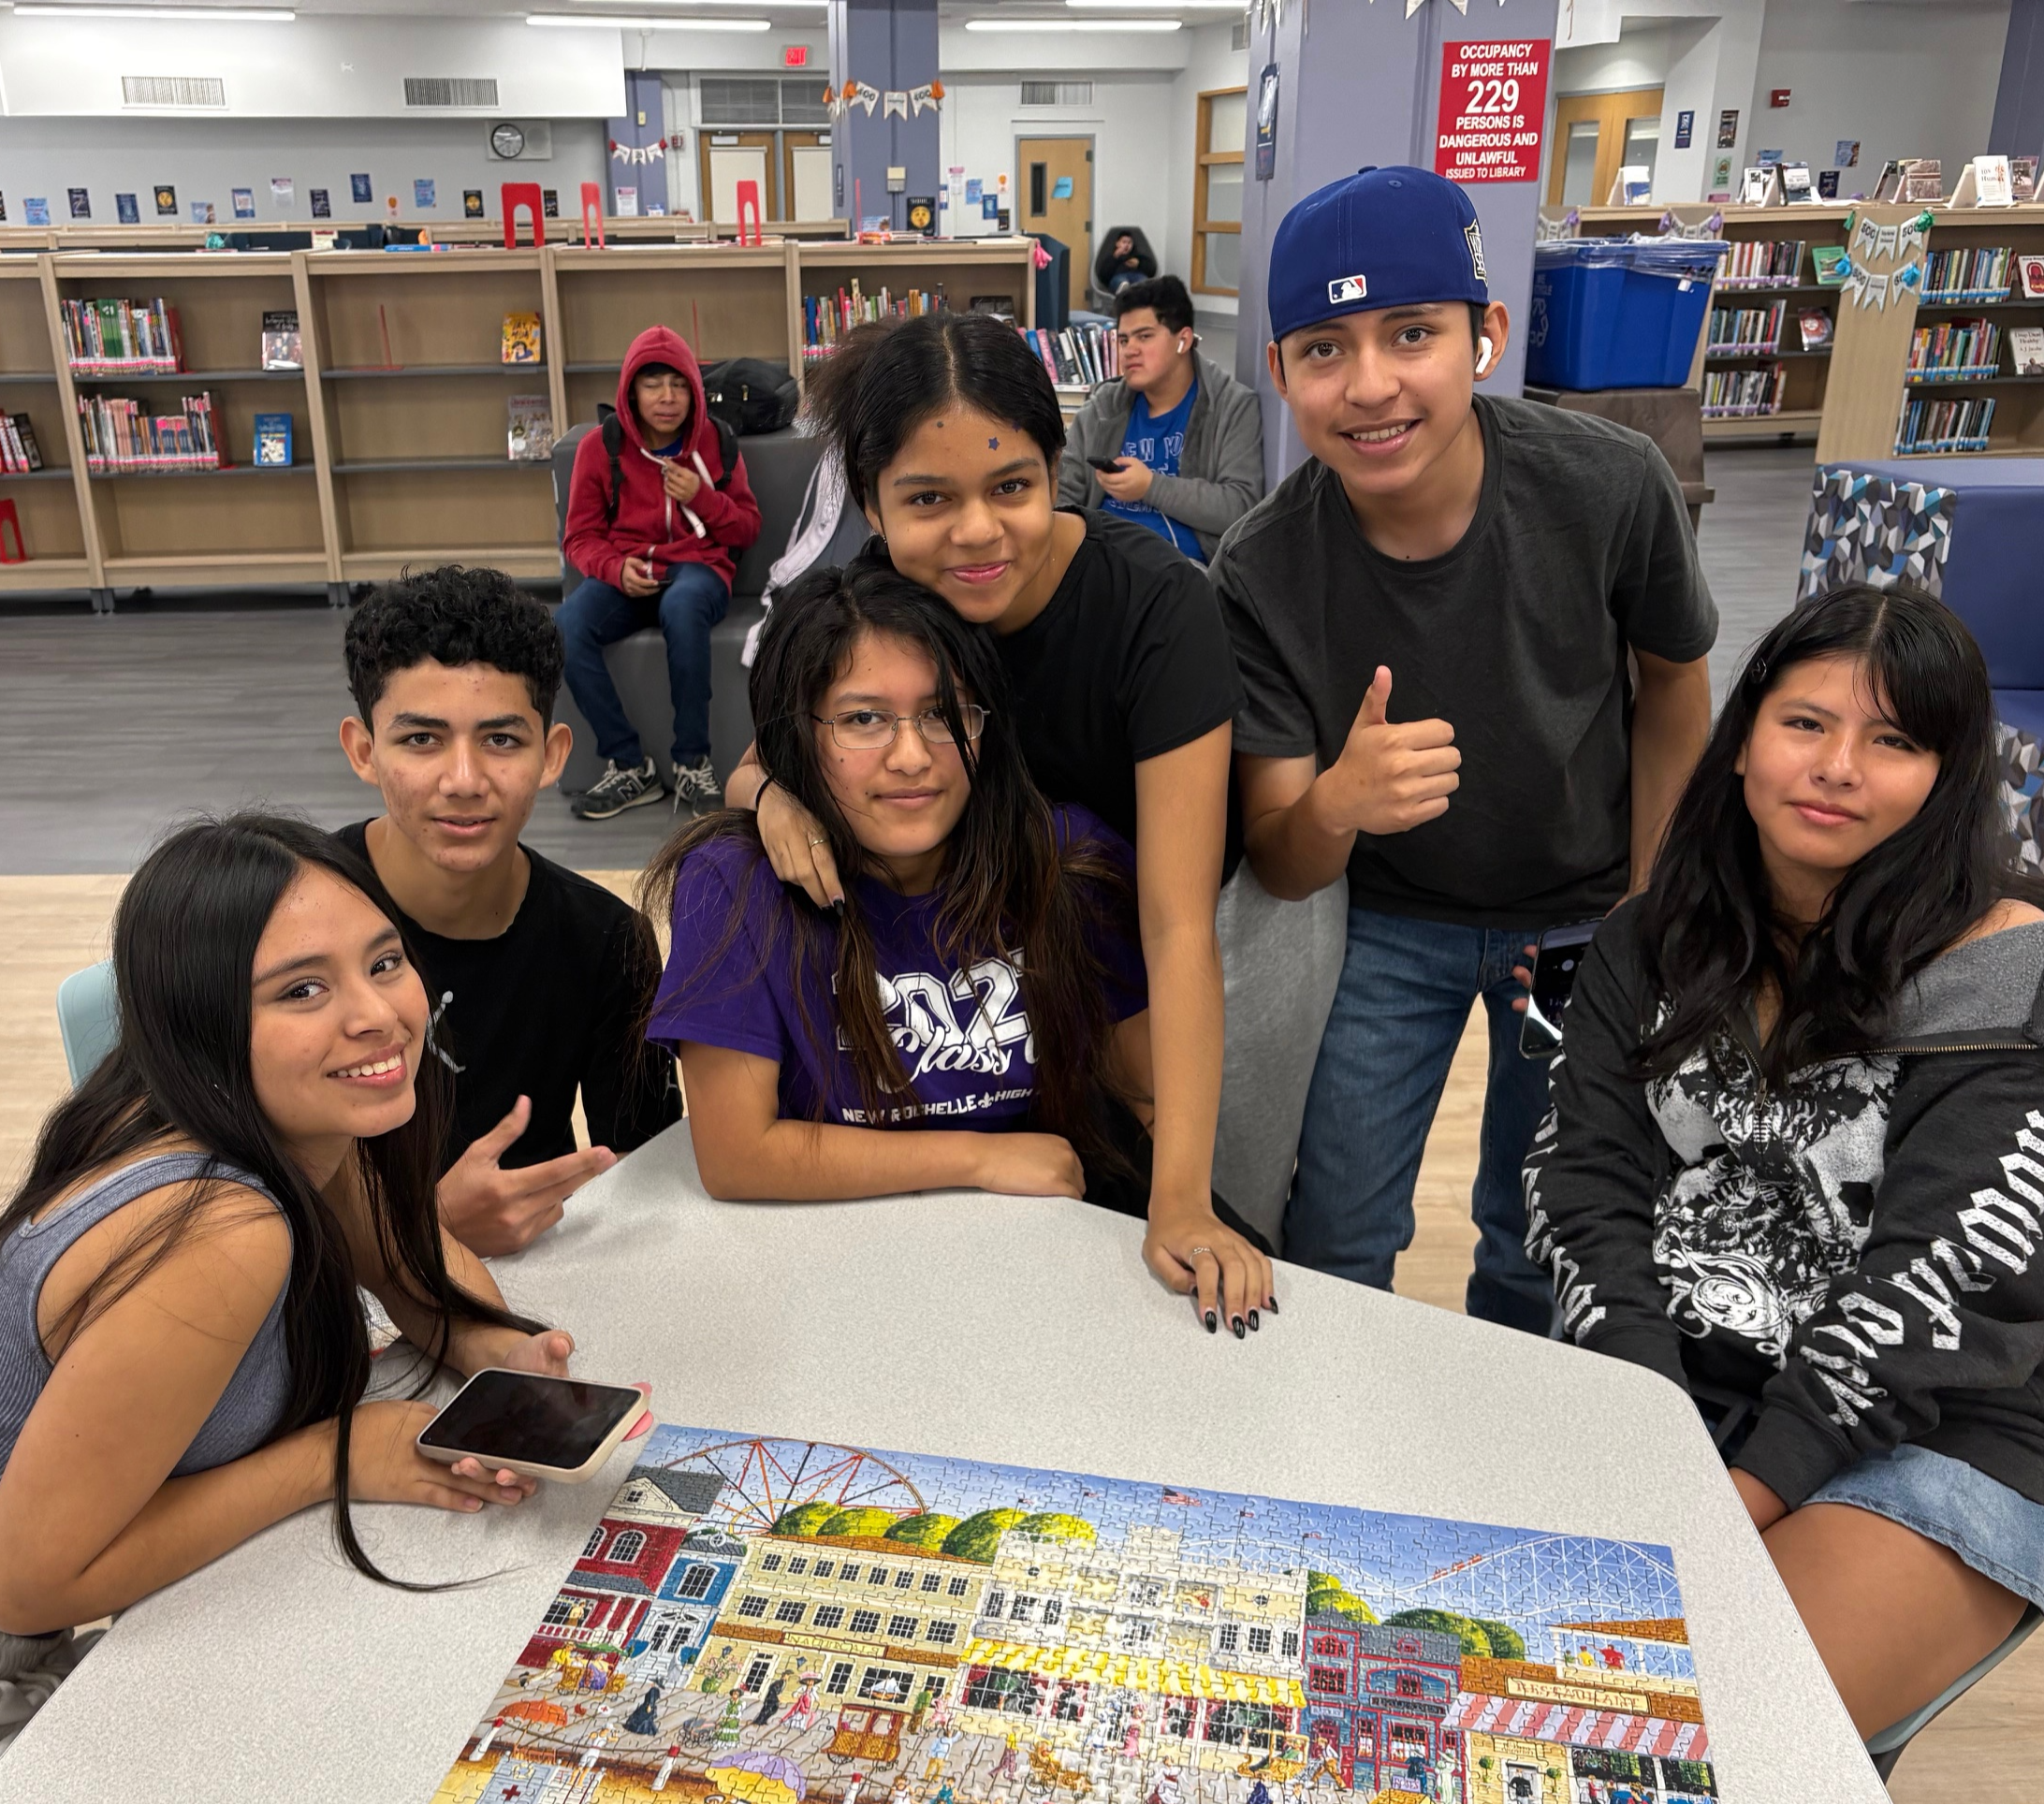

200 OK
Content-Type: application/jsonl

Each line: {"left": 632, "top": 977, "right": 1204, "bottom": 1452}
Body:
{"left": 810, "top": 705, "right": 989, "bottom": 750}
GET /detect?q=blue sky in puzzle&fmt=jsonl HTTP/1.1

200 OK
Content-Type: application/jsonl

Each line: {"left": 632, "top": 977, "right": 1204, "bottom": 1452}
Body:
{"left": 635, "top": 1423, "right": 1689, "bottom": 1648}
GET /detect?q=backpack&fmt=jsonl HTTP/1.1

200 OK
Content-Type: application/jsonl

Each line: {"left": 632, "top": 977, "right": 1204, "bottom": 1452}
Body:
{"left": 595, "top": 402, "right": 738, "bottom": 530}
{"left": 700, "top": 357, "right": 800, "bottom": 436}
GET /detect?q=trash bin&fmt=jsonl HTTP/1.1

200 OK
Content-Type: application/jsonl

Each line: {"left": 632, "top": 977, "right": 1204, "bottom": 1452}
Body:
{"left": 1526, "top": 237, "right": 1729, "bottom": 390}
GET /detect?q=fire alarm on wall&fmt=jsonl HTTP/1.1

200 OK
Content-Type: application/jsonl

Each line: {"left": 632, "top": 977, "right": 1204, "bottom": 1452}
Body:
{"left": 783, "top": 44, "right": 810, "bottom": 66}
{"left": 1769, "top": 88, "right": 1791, "bottom": 108}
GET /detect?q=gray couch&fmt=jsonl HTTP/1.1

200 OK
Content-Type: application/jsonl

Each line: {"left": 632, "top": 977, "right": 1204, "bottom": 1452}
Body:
{"left": 548, "top": 423, "right": 825, "bottom": 791}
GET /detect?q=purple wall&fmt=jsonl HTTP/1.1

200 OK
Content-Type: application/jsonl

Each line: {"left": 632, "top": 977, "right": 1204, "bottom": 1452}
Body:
{"left": 606, "top": 68, "right": 670, "bottom": 218}
{"left": 831, "top": 0, "right": 941, "bottom": 233}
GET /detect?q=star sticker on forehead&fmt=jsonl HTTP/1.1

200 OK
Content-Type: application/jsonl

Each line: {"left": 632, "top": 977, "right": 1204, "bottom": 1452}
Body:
{"left": 988, "top": 437, "right": 1000, "bottom": 448}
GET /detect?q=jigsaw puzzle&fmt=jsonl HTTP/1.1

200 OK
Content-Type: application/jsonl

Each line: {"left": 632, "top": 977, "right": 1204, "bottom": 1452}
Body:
{"left": 434, "top": 1424, "right": 1716, "bottom": 1805}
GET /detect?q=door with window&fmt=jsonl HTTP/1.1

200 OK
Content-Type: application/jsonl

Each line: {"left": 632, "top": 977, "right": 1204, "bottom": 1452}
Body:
{"left": 784, "top": 131, "right": 833, "bottom": 221}
{"left": 1017, "top": 136, "right": 1093, "bottom": 314}
{"left": 702, "top": 132, "right": 777, "bottom": 226}
{"left": 1194, "top": 86, "right": 1246, "bottom": 297}
{"left": 1548, "top": 87, "right": 1663, "bottom": 206}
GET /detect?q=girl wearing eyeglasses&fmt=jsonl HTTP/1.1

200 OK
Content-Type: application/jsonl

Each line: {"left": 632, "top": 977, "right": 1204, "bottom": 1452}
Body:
{"left": 644, "top": 560, "right": 1273, "bottom": 1328}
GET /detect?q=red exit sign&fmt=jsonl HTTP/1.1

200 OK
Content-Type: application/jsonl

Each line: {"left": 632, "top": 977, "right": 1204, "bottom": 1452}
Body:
{"left": 782, "top": 44, "right": 810, "bottom": 66}
{"left": 1769, "top": 87, "right": 1790, "bottom": 108}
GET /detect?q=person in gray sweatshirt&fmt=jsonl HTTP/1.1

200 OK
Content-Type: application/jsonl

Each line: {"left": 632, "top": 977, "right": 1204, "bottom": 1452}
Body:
{"left": 1057, "top": 275, "right": 1263, "bottom": 562}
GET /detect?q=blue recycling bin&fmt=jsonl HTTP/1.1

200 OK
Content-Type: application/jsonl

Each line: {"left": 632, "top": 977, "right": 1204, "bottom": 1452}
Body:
{"left": 1526, "top": 238, "right": 1729, "bottom": 391}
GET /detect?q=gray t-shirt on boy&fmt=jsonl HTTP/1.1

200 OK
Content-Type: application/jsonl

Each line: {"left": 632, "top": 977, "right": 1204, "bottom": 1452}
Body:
{"left": 1212, "top": 395, "right": 1717, "bottom": 931}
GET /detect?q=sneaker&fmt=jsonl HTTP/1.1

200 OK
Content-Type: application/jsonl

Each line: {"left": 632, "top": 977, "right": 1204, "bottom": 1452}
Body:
{"left": 570, "top": 756, "right": 664, "bottom": 821}
{"left": 671, "top": 755, "right": 724, "bottom": 819}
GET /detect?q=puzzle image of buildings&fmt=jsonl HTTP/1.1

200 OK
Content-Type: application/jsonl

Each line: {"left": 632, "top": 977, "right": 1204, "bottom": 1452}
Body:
{"left": 434, "top": 1424, "right": 1716, "bottom": 1805}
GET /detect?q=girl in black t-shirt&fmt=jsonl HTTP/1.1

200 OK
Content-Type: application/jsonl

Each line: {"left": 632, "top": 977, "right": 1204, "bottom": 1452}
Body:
{"left": 728, "top": 312, "right": 1267, "bottom": 1334}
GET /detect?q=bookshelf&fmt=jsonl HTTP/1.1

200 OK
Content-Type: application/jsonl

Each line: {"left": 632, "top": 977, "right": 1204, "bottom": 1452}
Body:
{"left": 0, "top": 237, "right": 1037, "bottom": 607}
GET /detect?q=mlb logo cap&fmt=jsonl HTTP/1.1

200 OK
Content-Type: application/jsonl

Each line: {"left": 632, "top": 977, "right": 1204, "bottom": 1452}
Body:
{"left": 1266, "top": 165, "right": 1489, "bottom": 344}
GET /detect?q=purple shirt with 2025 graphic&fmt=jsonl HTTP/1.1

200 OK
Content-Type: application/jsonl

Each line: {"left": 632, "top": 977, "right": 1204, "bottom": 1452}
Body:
{"left": 648, "top": 806, "right": 1147, "bottom": 1129}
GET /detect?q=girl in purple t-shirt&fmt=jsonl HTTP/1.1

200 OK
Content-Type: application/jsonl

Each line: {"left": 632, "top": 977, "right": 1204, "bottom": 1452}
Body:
{"left": 643, "top": 563, "right": 1263, "bottom": 1288}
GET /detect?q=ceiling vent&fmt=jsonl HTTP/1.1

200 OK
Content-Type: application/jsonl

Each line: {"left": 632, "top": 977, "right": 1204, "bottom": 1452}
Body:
{"left": 1231, "top": 20, "right": 1248, "bottom": 50}
{"left": 1021, "top": 80, "right": 1093, "bottom": 106}
{"left": 699, "top": 75, "right": 783, "bottom": 124}
{"left": 404, "top": 77, "right": 501, "bottom": 109}
{"left": 122, "top": 75, "right": 226, "bottom": 109}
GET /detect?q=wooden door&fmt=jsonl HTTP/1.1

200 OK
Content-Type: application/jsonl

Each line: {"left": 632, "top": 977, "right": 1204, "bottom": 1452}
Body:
{"left": 1017, "top": 136, "right": 1093, "bottom": 314}
{"left": 701, "top": 132, "right": 777, "bottom": 226}
{"left": 784, "top": 131, "right": 832, "bottom": 222}
{"left": 1548, "top": 87, "right": 1663, "bottom": 206}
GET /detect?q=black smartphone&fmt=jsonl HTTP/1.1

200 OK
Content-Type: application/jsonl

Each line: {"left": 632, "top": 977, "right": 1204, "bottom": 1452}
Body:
{"left": 416, "top": 1370, "right": 647, "bottom": 1483}
{"left": 1088, "top": 456, "right": 1126, "bottom": 473}
{"left": 1519, "top": 920, "right": 1601, "bottom": 1059}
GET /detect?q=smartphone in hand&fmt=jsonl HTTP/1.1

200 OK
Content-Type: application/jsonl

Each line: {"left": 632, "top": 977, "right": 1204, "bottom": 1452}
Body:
{"left": 1519, "top": 921, "right": 1601, "bottom": 1059}
{"left": 416, "top": 1370, "right": 647, "bottom": 1483}
{"left": 1088, "top": 457, "right": 1127, "bottom": 473}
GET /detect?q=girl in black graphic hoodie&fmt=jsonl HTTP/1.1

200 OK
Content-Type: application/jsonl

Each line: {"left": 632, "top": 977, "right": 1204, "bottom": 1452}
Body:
{"left": 1525, "top": 585, "right": 2044, "bottom": 1739}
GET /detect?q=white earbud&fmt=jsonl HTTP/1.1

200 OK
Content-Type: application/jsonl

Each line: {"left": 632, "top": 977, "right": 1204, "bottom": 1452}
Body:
{"left": 1476, "top": 335, "right": 1495, "bottom": 375}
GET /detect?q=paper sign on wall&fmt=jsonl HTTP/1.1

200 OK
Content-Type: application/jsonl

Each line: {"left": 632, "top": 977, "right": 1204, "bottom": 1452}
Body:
{"left": 1434, "top": 38, "right": 1550, "bottom": 183}
{"left": 270, "top": 176, "right": 294, "bottom": 208}
{"left": 1051, "top": 175, "right": 1073, "bottom": 199}
{"left": 231, "top": 187, "right": 256, "bottom": 219}
{"left": 414, "top": 179, "right": 436, "bottom": 209}
{"left": 350, "top": 173, "right": 372, "bottom": 204}
{"left": 116, "top": 193, "right": 139, "bottom": 224}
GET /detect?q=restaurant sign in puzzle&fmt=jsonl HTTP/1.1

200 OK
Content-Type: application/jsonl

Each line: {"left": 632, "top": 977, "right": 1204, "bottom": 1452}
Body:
{"left": 1435, "top": 40, "right": 1550, "bottom": 185}
{"left": 435, "top": 1423, "right": 1716, "bottom": 1804}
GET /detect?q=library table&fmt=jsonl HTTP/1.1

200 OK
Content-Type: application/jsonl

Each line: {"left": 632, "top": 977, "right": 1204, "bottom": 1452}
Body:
{"left": 0, "top": 1123, "right": 1884, "bottom": 1803}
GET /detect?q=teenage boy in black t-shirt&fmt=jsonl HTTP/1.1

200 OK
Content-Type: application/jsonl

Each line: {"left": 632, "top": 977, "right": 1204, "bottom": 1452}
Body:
{"left": 1213, "top": 167, "right": 1717, "bottom": 1331}
{"left": 339, "top": 566, "right": 679, "bottom": 1255}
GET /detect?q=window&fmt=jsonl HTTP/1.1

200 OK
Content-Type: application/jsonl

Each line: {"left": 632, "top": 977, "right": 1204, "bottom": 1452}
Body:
{"left": 607, "top": 1530, "right": 645, "bottom": 1564}
{"left": 737, "top": 1595, "right": 769, "bottom": 1620}
{"left": 1021, "top": 80, "right": 1093, "bottom": 106}
{"left": 1126, "top": 1578, "right": 1164, "bottom": 1608}
{"left": 1218, "top": 1623, "right": 1241, "bottom": 1653}
{"left": 984, "top": 1590, "right": 1006, "bottom": 1619}
{"left": 814, "top": 1562, "right": 835, "bottom": 1579}
{"left": 1312, "top": 1635, "right": 1346, "bottom": 1658}
{"left": 840, "top": 1565, "right": 861, "bottom": 1584}
{"left": 851, "top": 1609, "right": 883, "bottom": 1636}
{"left": 825, "top": 1660, "right": 855, "bottom": 1696}
{"left": 1388, "top": 1723, "right": 1429, "bottom": 1761}
{"left": 678, "top": 1564, "right": 716, "bottom": 1600}
{"left": 581, "top": 1529, "right": 604, "bottom": 1559}
{"left": 743, "top": 1655, "right": 774, "bottom": 1693}
{"left": 1308, "top": 1665, "right": 1348, "bottom": 1696}
{"left": 887, "top": 1613, "right": 919, "bottom": 1639}
{"left": 858, "top": 1666, "right": 916, "bottom": 1702}
{"left": 542, "top": 1593, "right": 585, "bottom": 1627}
{"left": 775, "top": 1601, "right": 808, "bottom": 1625}
{"left": 788, "top": 1558, "right": 809, "bottom": 1576}
{"left": 699, "top": 75, "right": 783, "bottom": 125}
{"left": 921, "top": 1573, "right": 942, "bottom": 1593}
{"left": 813, "top": 1605, "right": 846, "bottom": 1631}
{"left": 1043, "top": 1598, "right": 1063, "bottom": 1627}
{"left": 869, "top": 1567, "right": 893, "bottom": 1587}
{"left": 895, "top": 1570, "right": 916, "bottom": 1590}
{"left": 1162, "top": 1696, "right": 1195, "bottom": 1739}
{"left": 761, "top": 1553, "right": 783, "bottom": 1572}
{"left": 650, "top": 1623, "right": 673, "bottom": 1652}
{"left": 1011, "top": 1594, "right": 1039, "bottom": 1622}
{"left": 927, "top": 1621, "right": 958, "bottom": 1645}
{"left": 1204, "top": 1701, "right": 1286, "bottom": 1747}
{"left": 1396, "top": 1672, "right": 1424, "bottom": 1698}
{"left": 1120, "top": 1619, "right": 1153, "bottom": 1646}
{"left": 948, "top": 1577, "right": 971, "bottom": 1597}
{"left": 1248, "top": 1626, "right": 1273, "bottom": 1656}
{"left": 963, "top": 1667, "right": 1039, "bottom": 1713}
{"left": 1051, "top": 1680, "right": 1088, "bottom": 1722}
{"left": 1281, "top": 1631, "right": 1300, "bottom": 1660}
{"left": 1193, "top": 85, "right": 1246, "bottom": 297}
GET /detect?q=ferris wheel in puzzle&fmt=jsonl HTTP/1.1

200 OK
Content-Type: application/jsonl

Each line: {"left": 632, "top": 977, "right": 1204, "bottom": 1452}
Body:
{"left": 646, "top": 1436, "right": 927, "bottom": 1535}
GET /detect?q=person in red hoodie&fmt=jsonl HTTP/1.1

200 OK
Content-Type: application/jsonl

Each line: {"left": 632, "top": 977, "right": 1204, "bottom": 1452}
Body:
{"left": 560, "top": 326, "right": 763, "bottom": 820}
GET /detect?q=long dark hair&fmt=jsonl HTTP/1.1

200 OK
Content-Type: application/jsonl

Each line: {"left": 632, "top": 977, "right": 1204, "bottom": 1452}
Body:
{"left": 1640, "top": 584, "right": 2037, "bottom": 1080}
{"left": 643, "top": 558, "right": 1134, "bottom": 1170}
{"left": 3, "top": 813, "right": 536, "bottom": 1583}
{"left": 803, "top": 311, "right": 1068, "bottom": 514}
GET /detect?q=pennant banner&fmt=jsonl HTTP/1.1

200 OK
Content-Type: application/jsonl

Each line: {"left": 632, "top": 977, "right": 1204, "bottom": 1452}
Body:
{"left": 852, "top": 80, "right": 881, "bottom": 116}
{"left": 909, "top": 80, "right": 943, "bottom": 116}
{"left": 882, "top": 89, "right": 908, "bottom": 119}
{"left": 1874, "top": 222, "right": 1900, "bottom": 260}
{"left": 608, "top": 138, "right": 668, "bottom": 166}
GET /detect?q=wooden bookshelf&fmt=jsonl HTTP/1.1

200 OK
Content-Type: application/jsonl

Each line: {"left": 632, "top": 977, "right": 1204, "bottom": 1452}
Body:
{"left": 0, "top": 237, "right": 1037, "bottom": 607}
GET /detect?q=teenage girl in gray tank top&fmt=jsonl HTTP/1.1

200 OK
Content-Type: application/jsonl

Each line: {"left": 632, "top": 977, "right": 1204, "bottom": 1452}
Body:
{"left": 0, "top": 815, "right": 584, "bottom": 1672}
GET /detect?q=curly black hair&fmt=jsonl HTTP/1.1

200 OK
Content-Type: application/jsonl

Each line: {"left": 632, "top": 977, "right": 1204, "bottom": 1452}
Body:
{"left": 344, "top": 564, "right": 564, "bottom": 727}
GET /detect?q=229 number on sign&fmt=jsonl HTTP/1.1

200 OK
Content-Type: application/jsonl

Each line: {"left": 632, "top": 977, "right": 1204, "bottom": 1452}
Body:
{"left": 1436, "top": 38, "right": 1550, "bottom": 184}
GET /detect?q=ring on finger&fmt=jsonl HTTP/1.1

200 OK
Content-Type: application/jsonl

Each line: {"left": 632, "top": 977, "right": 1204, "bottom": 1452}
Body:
{"left": 1188, "top": 1245, "right": 1216, "bottom": 1259}
{"left": 808, "top": 836, "right": 827, "bottom": 849}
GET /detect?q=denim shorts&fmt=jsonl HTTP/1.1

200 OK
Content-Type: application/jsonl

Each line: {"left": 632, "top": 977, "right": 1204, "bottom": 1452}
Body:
{"left": 1807, "top": 1444, "right": 2044, "bottom": 1608}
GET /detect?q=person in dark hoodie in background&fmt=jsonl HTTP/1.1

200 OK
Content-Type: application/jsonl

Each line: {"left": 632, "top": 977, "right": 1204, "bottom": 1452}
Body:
{"left": 1093, "top": 227, "right": 1158, "bottom": 297}
{"left": 559, "top": 326, "right": 763, "bottom": 822}
{"left": 1524, "top": 586, "right": 2044, "bottom": 1739}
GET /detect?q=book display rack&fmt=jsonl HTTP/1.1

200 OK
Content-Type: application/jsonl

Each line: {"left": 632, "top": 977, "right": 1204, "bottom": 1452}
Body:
{"left": 0, "top": 236, "right": 1034, "bottom": 608}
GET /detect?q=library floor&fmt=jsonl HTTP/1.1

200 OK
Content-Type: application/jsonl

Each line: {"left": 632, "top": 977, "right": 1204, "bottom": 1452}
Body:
{"left": 0, "top": 445, "right": 2033, "bottom": 1799}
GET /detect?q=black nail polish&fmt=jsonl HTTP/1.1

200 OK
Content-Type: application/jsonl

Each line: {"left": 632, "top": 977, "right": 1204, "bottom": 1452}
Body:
{"left": 1266, "top": 1297, "right": 1279, "bottom": 1315}
{"left": 1232, "top": 1316, "right": 1246, "bottom": 1339}
{"left": 830, "top": 897, "right": 845, "bottom": 915}
{"left": 1248, "top": 1310, "right": 1261, "bottom": 1332}
{"left": 1204, "top": 1309, "right": 1218, "bottom": 1333}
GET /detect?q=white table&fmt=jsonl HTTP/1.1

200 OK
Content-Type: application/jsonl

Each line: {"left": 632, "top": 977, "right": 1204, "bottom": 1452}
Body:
{"left": 0, "top": 1124, "right": 1884, "bottom": 1802}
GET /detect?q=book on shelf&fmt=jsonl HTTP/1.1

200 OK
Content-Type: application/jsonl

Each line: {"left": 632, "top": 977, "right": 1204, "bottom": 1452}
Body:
{"left": 2020, "top": 255, "right": 2044, "bottom": 300}
{"left": 802, "top": 283, "right": 950, "bottom": 359}
{"left": 1872, "top": 159, "right": 1905, "bottom": 202}
{"left": 1922, "top": 247, "right": 2011, "bottom": 303}
{"left": 1953, "top": 154, "right": 2015, "bottom": 209}
{"left": 2015, "top": 156, "right": 2041, "bottom": 202}
{"left": 1780, "top": 162, "right": 1815, "bottom": 203}
{"left": 1906, "top": 318, "right": 2002, "bottom": 380}
{"left": 1701, "top": 364, "right": 1786, "bottom": 419}
{"left": 2010, "top": 328, "right": 2044, "bottom": 377}
{"left": 1811, "top": 245, "right": 1849, "bottom": 287}
{"left": 1, "top": 413, "right": 44, "bottom": 473}
{"left": 502, "top": 313, "right": 543, "bottom": 366}
{"left": 1017, "top": 324, "right": 1118, "bottom": 389}
{"left": 1798, "top": 309, "right": 1833, "bottom": 351}
{"left": 1719, "top": 240, "right": 1803, "bottom": 288}
{"left": 1896, "top": 394, "right": 1995, "bottom": 454}
{"left": 1739, "top": 166, "right": 1781, "bottom": 206}
{"left": 75, "top": 390, "right": 220, "bottom": 473}
{"left": 259, "top": 310, "right": 302, "bottom": 371}
{"left": 507, "top": 394, "right": 554, "bottom": 461}
{"left": 1707, "top": 299, "right": 1786, "bottom": 356}
{"left": 60, "top": 298, "right": 182, "bottom": 375}
{"left": 1902, "top": 158, "right": 1944, "bottom": 203}
{"left": 252, "top": 413, "right": 292, "bottom": 467}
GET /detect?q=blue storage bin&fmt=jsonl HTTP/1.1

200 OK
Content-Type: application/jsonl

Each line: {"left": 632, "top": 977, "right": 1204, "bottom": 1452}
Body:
{"left": 1526, "top": 237, "right": 1728, "bottom": 391}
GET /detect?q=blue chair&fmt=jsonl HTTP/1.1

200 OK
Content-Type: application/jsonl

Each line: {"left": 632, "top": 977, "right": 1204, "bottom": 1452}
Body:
{"left": 1866, "top": 1603, "right": 2042, "bottom": 1780}
{"left": 56, "top": 960, "right": 119, "bottom": 1086}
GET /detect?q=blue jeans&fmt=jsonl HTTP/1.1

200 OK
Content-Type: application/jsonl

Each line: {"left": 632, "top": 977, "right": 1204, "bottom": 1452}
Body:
{"left": 1285, "top": 906, "right": 1557, "bottom": 1332}
{"left": 557, "top": 564, "right": 730, "bottom": 767}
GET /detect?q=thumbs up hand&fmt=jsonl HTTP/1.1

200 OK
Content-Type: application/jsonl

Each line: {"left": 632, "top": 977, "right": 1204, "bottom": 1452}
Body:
{"left": 1321, "top": 666, "right": 1460, "bottom": 837}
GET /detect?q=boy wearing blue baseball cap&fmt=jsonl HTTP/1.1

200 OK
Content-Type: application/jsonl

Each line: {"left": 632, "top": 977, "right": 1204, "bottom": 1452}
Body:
{"left": 1214, "top": 167, "right": 1717, "bottom": 1330}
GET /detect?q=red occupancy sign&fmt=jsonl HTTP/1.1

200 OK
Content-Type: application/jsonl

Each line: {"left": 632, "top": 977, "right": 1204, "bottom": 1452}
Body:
{"left": 1435, "top": 38, "right": 1550, "bottom": 184}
